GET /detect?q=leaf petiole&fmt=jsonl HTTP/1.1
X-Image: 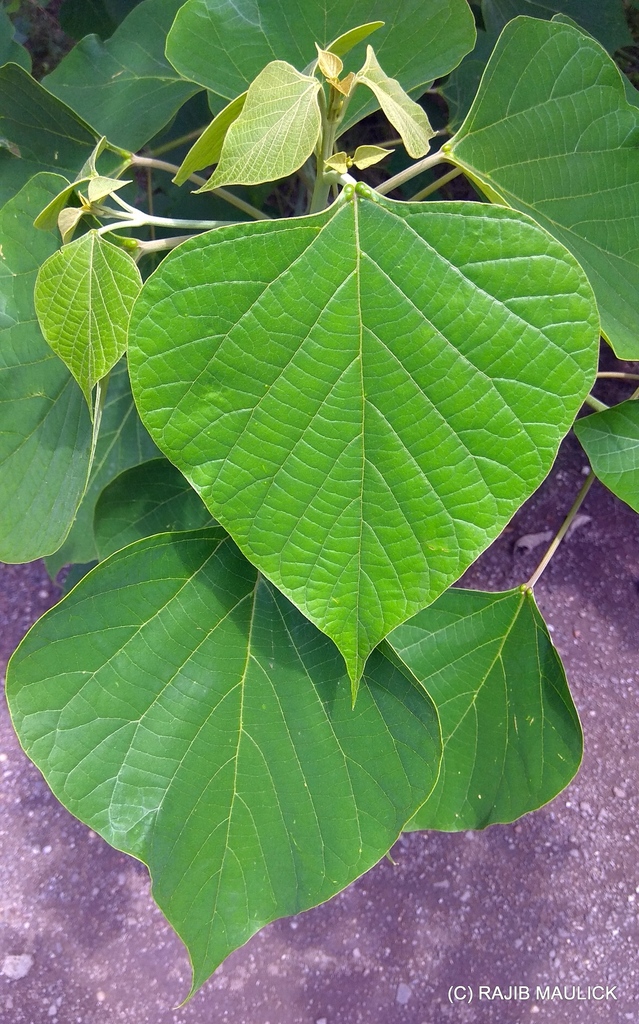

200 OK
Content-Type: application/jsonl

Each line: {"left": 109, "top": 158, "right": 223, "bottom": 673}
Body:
{"left": 376, "top": 150, "right": 449, "bottom": 195}
{"left": 525, "top": 471, "right": 596, "bottom": 591}
{"left": 129, "top": 155, "right": 270, "bottom": 220}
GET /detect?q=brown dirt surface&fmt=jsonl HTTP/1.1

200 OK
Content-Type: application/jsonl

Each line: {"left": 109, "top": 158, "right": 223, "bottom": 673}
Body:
{"left": 1, "top": 417, "right": 639, "bottom": 1023}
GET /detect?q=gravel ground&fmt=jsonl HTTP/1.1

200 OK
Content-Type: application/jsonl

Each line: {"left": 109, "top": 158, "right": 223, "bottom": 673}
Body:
{"left": 1, "top": 432, "right": 638, "bottom": 1024}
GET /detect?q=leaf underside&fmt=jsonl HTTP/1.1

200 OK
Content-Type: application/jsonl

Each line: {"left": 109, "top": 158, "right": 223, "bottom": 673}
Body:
{"left": 448, "top": 17, "right": 639, "bottom": 359}
{"left": 128, "top": 193, "right": 599, "bottom": 684}
{"left": 6, "top": 529, "right": 441, "bottom": 993}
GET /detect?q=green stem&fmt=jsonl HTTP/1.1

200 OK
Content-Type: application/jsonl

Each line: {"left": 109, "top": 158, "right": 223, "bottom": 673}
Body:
{"left": 129, "top": 155, "right": 270, "bottom": 221}
{"left": 133, "top": 234, "right": 197, "bottom": 261}
{"left": 596, "top": 371, "right": 639, "bottom": 381}
{"left": 310, "top": 85, "right": 348, "bottom": 214}
{"left": 149, "top": 126, "right": 209, "bottom": 158}
{"left": 375, "top": 151, "right": 449, "bottom": 196}
{"left": 106, "top": 191, "right": 237, "bottom": 230}
{"left": 583, "top": 394, "right": 609, "bottom": 413}
{"left": 525, "top": 471, "right": 596, "bottom": 590}
{"left": 410, "top": 166, "right": 463, "bottom": 201}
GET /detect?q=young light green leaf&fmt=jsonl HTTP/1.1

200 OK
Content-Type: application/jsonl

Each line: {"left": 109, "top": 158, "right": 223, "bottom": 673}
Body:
{"left": 447, "top": 17, "right": 639, "bottom": 359}
{"left": 33, "top": 177, "right": 91, "bottom": 231}
{"left": 327, "top": 21, "right": 385, "bottom": 58}
{"left": 58, "top": 205, "right": 86, "bottom": 244}
{"left": 94, "top": 458, "right": 215, "bottom": 559}
{"left": 356, "top": 46, "right": 434, "bottom": 158}
{"left": 0, "top": 63, "right": 100, "bottom": 210}
{"left": 352, "top": 144, "right": 393, "bottom": 168}
{"left": 45, "top": 362, "right": 159, "bottom": 576}
{"left": 574, "top": 402, "right": 639, "bottom": 514}
{"left": 43, "top": 0, "right": 200, "bottom": 151}
{"left": 0, "top": 173, "right": 93, "bottom": 563}
{"left": 324, "top": 151, "right": 351, "bottom": 175}
{"left": 7, "top": 529, "right": 441, "bottom": 993}
{"left": 86, "top": 175, "right": 132, "bottom": 203}
{"left": 325, "top": 146, "right": 392, "bottom": 175}
{"left": 315, "top": 45, "right": 343, "bottom": 81}
{"left": 128, "top": 191, "right": 599, "bottom": 688}
{"left": 199, "top": 62, "right": 321, "bottom": 190}
{"left": 166, "top": 0, "right": 476, "bottom": 135}
{"left": 35, "top": 232, "right": 142, "bottom": 412}
{"left": 387, "top": 587, "right": 582, "bottom": 831}
{"left": 173, "top": 91, "right": 246, "bottom": 185}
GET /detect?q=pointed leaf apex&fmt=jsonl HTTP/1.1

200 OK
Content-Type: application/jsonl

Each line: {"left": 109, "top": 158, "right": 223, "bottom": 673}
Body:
{"left": 315, "top": 44, "right": 343, "bottom": 80}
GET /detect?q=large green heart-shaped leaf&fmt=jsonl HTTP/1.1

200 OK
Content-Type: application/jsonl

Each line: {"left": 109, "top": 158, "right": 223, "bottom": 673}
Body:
{"left": 0, "top": 173, "right": 93, "bottom": 563}
{"left": 45, "top": 362, "right": 159, "bottom": 576}
{"left": 35, "top": 231, "right": 142, "bottom": 409}
{"left": 166, "top": 0, "right": 476, "bottom": 134}
{"left": 574, "top": 401, "right": 639, "bottom": 513}
{"left": 6, "top": 529, "right": 441, "bottom": 992}
{"left": 43, "top": 0, "right": 200, "bottom": 151}
{"left": 387, "top": 587, "right": 582, "bottom": 831}
{"left": 0, "top": 63, "right": 100, "bottom": 210}
{"left": 94, "top": 457, "right": 215, "bottom": 558}
{"left": 446, "top": 17, "right": 639, "bottom": 360}
{"left": 128, "top": 191, "right": 599, "bottom": 687}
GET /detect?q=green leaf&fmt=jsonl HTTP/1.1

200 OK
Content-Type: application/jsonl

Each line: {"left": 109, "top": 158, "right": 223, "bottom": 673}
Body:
{"left": 446, "top": 17, "right": 639, "bottom": 359}
{"left": 166, "top": 0, "right": 476, "bottom": 134}
{"left": 356, "top": 47, "right": 434, "bottom": 158}
{"left": 35, "top": 231, "right": 142, "bottom": 410}
{"left": 59, "top": 0, "right": 144, "bottom": 40}
{"left": 43, "top": 0, "right": 200, "bottom": 152}
{"left": 574, "top": 401, "right": 639, "bottom": 513}
{"left": 0, "top": 8, "right": 31, "bottom": 70}
{"left": 486, "top": 0, "right": 631, "bottom": 54}
{"left": 0, "top": 63, "right": 100, "bottom": 210}
{"left": 173, "top": 91, "right": 246, "bottom": 185}
{"left": 387, "top": 587, "right": 582, "bottom": 830}
{"left": 442, "top": 1, "right": 633, "bottom": 131}
{"left": 45, "top": 362, "right": 159, "bottom": 576}
{"left": 33, "top": 176, "right": 90, "bottom": 231}
{"left": 0, "top": 173, "right": 92, "bottom": 563}
{"left": 352, "top": 144, "right": 393, "bottom": 169}
{"left": 7, "top": 529, "right": 441, "bottom": 992}
{"left": 86, "top": 175, "right": 131, "bottom": 202}
{"left": 94, "top": 457, "right": 215, "bottom": 558}
{"left": 327, "top": 21, "right": 385, "bottom": 58}
{"left": 128, "top": 190, "right": 599, "bottom": 687}
{"left": 200, "top": 62, "right": 321, "bottom": 190}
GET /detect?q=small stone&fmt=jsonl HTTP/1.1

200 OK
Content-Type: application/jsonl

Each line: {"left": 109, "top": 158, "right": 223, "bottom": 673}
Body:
{"left": 396, "top": 982, "right": 412, "bottom": 1005}
{"left": 614, "top": 787, "right": 627, "bottom": 799}
{"left": 48, "top": 1003, "right": 57, "bottom": 1017}
{"left": 96, "top": 991, "right": 106, "bottom": 1003}
{"left": 316, "top": 1018, "right": 328, "bottom": 1024}
{"left": 1, "top": 954, "right": 33, "bottom": 980}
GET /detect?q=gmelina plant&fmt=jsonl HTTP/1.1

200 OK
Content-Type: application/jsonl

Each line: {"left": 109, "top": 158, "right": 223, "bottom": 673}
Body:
{"left": 1, "top": 0, "right": 638, "bottom": 997}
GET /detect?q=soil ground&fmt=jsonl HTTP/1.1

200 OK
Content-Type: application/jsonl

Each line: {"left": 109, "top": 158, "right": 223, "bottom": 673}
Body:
{"left": 1, "top": 419, "right": 639, "bottom": 1024}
